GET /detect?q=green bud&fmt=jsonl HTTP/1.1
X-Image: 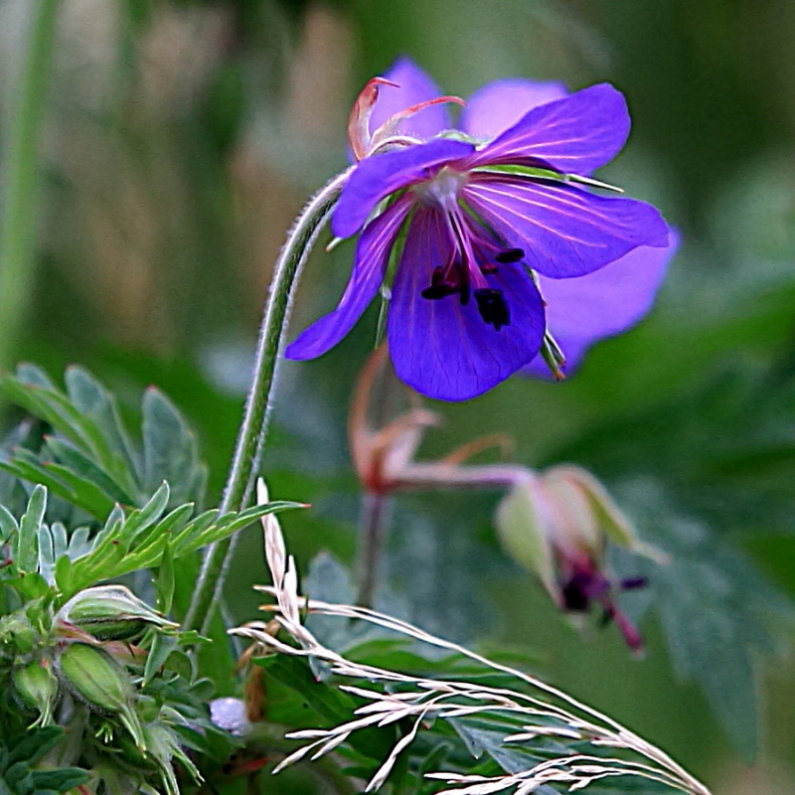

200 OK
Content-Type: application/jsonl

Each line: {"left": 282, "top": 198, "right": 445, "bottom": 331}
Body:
{"left": 495, "top": 473, "right": 557, "bottom": 599}
{"left": 58, "top": 642, "right": 146, "bottom": 751}
{"left": 13, "top": 657, "right": 58, "bottom": 726}
{"left": 0, "top": 613, "right": 39, "bottom": 657}
{"left": 57, "top": 585, "right": 178, "bottom": 641}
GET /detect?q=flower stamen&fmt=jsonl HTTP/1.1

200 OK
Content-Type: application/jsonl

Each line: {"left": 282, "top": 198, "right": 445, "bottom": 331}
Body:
{"left": 474, "top": 288, "right": 510, "bottom": 330}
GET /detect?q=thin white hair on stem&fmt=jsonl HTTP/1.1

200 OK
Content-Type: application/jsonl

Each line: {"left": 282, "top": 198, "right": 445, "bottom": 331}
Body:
{"left": 231, "top": 500, "right": 712, "bottom": 795}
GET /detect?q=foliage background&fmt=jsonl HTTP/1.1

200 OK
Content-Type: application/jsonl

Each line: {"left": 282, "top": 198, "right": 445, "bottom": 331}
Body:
{"left": 1, "top": 0, "right": 794, "bottom": 792}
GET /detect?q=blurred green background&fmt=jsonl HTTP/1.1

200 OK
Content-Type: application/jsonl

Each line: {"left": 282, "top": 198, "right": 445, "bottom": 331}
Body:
{"left": 1, "top": 1, "right": 794, "bottom": 792}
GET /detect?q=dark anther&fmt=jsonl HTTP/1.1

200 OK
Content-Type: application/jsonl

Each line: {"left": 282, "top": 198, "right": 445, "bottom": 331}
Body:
{"left": 422, "top": 284, "right": 458, "bottom": 299}
{"left": 495, "top": 248, "right": 524, "bottom": 263}
{"left": 422, "top": 266, "right": 460, "bottom": 299}
{"left": 561, "top": 578, "right": 589, "bottom": 612}
{"left": 474, "top": 288, "right": 510, "bottom": 330}
{"left": 620, "top": 576, "right": 648, "bottom": 591}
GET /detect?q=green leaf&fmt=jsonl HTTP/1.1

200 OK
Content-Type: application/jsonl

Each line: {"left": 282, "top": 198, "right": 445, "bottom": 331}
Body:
{"left": 142, "top": 387, "right": 205, "bottom": 506}
{"left": 450, "top": 719, "right": 546, "bottom": 776}
{"left": 156, "top": 545, "right": 175, "bottom": 614}
{"left": 0, "top": 367, "right": 209, "bottom": 522}
{"left": 614, "top": 480, "right": 795, "bottom": 759}
{"left": 1, "top": 372, "right": 116, "bottom": 476}
{"left": 0, "top": 451, "right": 117, "bottom": 518}
{"left": 0, "top": 505, "right": 18, "bottom": 545}
{"left": 44, "top": 436, "right": 133, "bottom": 504}
{"left": 37, "top": 522, "right": 56, "bottom": 584}
{"left": 64, "top": 366, "right": 139, "bottom": 478}
{"left": 143, "top": 632, "right": 179, "bottom": 687}
{"left": 170, "top": 501, "right": 303, "bottom": 557}
{"left": 15, "top": 363, "right": 55, "bottom": 390}
{"left": 6, "top": 726, "right": 63, "bottom": 765}
{"left": 29, "top": 768, "right": 90, "bottom": 791}
{"left": 14, "top": 485, "right": 46, "bottom": 573}
{"left": 260, "top": 655, "right": 392, "bottom": 762}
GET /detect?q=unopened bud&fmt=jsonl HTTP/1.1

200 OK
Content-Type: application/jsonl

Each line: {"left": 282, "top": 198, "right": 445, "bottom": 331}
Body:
{"left": 495, "top": 466, "right": 658, "bottom": 652}
{"left": 57, "top": 585, "right": 178, "bottom": 641}
{"left": 495, "top": 473, "right": 557, "bottom": 599}
{"left": 0, "top": 614, "right": 38, "bottom": 656}
{"left": 58, "top": 642, "right": 146, "bottom": 750}
{"left": 13, "top": 657, "right": 58, "bottom": 726}
{"left": 540, "top": 466, "right": 665, "bottom": 563}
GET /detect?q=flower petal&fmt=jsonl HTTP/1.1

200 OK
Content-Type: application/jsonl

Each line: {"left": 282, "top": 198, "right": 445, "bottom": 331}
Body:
{"left": 462, "top": 83, "right": 630, "bottom": 175}
{"left": 523, "top": 231, "right": 679, "bottom": 378}
{"left": 387, "top": 208, "right": 546, "bottom": 401}
{"left": 285, "top": 199, "right": 412, "bottom": 361}
{"left": 464, "top": 175, "right": 669, "bottom": 278}
{"left": 460, "top": 79, "right": 569, "bottom": 140}
{"left": 370, "top": 57, "right": 450, "bottom": 139}
{"left": 332, "top": 138, "right": 474, "bottom": 238}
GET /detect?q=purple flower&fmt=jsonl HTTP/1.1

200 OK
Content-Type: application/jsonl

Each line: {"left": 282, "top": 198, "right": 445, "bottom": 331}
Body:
{"left": 287, "top": 59, "right": 676, "bottom": 401}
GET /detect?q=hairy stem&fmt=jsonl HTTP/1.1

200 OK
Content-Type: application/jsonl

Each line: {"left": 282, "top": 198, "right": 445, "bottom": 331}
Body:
{"left": 0, "top": 0, "right": 60, "bottom": 374}
{"left": 184, "top": 169, "right": 350, "bottom": 633}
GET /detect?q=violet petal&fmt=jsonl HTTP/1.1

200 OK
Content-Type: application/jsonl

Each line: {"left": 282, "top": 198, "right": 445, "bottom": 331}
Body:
{"left": 387, "top": 208, "right": 545, "bottom": 401}
{"left": 522, "top": 232, "right": 678, "bottom": 378}
{"left": 460, "top": 78, "right": 569, "bottom": 140}
{"left": 464, "top": 176, "right": 669, "bottom": 278}
{"left": 285, "top": 198, "right": 412, "bottom": 360}
{"left": 332, "top": 138, "right": 474, "bottom": 239}
{"left": 461, "top": 83, "right": 630, "bottom": 175}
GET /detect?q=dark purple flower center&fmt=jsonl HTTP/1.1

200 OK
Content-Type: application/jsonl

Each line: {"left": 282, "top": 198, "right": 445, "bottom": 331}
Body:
{"left": 416, "top": 171, "right": 524, "bottom": 332}
{"left": 561, "top": 568, "right": 648, "bottom": 613}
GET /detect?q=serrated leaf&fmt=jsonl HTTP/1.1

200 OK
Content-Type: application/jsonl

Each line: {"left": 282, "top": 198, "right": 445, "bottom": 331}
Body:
{"left": 64, "top": 366, "right": 140, "bottom": 482}
{"left": 614, "top": 480, "right": 795, "bottom": 759}
{"left": 170, "top": 502, "right": 303, "bottom": 557}
{"left": 44, "top": 436, "right": 133, "bottom": 504}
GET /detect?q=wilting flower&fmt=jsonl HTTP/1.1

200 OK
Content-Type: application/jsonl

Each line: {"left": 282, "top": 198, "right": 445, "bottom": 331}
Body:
{"left": 287, "top": 58, "right": 677, "bottom": 400}
{"left": 496, "top": 465, "right": 664, "bottom": 652}
{"left": 348, "top": 346, "right": 524, "bottom": 495}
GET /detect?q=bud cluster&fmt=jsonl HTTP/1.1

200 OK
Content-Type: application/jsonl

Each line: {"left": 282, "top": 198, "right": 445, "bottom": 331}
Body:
{"left": 1, "top": 584, "right": 203, "bottom": 794}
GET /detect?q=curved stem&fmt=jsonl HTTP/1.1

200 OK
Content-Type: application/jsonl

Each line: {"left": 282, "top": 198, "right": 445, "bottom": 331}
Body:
{"left": 0, "top": 0, "right": 60, "bottom": 375}
{"left": 355, "top": 492, "right": 392, "bottom": 608}
{"left": 184, "top": 168, "right": 351, "bottom": 633}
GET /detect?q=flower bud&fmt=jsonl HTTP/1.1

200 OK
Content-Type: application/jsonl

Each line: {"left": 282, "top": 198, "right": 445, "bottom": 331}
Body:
{"left": 496, "top": 466, "right": 659, "bottom": 652}
{"left": 0, "top": 613, "right": 38, "bottom": 656}
{"left": 57, "top": 585, "right": 177, "bottom": 641}
{"left": 58, "top": 642, "right": 146, "bottom": 750}
{"left": 13, "top": 657, "right": 58, "bottom": 726}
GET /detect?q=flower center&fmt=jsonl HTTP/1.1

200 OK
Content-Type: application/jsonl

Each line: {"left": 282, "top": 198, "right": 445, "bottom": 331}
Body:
{"left": 413, "top": 166, "right": 468, "bottom": 210}
{"left": 416, "top": 171, "right": 521, "bottom": 332}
